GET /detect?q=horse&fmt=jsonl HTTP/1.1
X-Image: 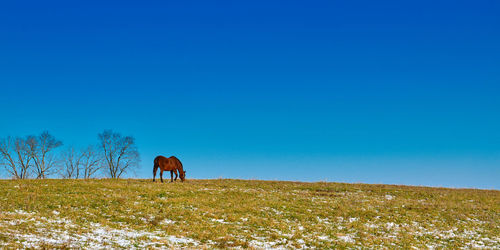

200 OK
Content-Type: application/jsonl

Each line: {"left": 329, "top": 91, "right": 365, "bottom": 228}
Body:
{"left": 153, "top": 155, "right": 186, "bottom": 183}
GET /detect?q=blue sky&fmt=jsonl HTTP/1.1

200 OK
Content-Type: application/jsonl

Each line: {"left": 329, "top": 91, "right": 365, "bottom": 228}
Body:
{"left": 1, "top": 0, "right": 499, "bottom": 189}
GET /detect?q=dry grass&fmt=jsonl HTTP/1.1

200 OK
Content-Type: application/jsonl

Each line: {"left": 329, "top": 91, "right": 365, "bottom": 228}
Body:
{"left": 0, "top": 179, "right": 499, "bottom": 248}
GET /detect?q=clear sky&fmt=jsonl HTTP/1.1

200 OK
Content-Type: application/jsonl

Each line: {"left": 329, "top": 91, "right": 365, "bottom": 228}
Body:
{"left": 1, "top": 0, "right": 499, "bottom": 189}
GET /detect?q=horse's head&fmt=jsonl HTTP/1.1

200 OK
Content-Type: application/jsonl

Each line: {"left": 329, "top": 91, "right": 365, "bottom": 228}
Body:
{"left": 180, "top": 170, "right": 186, "bottom": 182}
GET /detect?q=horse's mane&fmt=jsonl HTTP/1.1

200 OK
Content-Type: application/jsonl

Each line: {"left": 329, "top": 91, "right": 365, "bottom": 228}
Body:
{"left": 170, "top": 156, "right": 183, "bottom": 171}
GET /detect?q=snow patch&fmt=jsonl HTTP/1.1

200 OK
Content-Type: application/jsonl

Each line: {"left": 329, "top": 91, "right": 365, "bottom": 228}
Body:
{"left": 210, "top": 218, "right": 228, "bottom": 224}
{"left": 160, "top": 219, "right": 175, "bottom": 225}
{"left": 348, "top": 217, "right": 359, "bottom": 223}
{"left": 337, "top": 234, "right": 355, "bottom": 243}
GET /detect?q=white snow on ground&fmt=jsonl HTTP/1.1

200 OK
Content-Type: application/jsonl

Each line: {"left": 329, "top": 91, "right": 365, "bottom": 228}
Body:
{"left": 7, "top": 210, "right": 34, "bottom": 216}
{"left": 210, "top": 218, "right": 229, "bottom": 224}
{"left": 9, "top": 222, "right": 199, "bottom": 248}
{"left": 337, "top": 234, "right": 356, "bottom": 243}
{"left": 348, "top": 217, "right": 359, "bottom": 223}
{"left": 385, "top": 222, "right": 396, "bottom": 229}
{"left": 364, "top": 223, "right": 378, "bottom": 229}
{"left": 0, "top": 211, "right": 199, "bottom": 248}
{"left": 1, "top": 209, "right": 499, "bottom": 248}
{"left": 316, "top": 216, "right": 330, "bottom": 224}
{"left": 160, "top": 219, "right": 175, "bottom": 225}
{"left": 317, "top": 235, "right": 332, "bottom": 241}
{"left": 249, "top": 236, "right": 293, "bottom": 249}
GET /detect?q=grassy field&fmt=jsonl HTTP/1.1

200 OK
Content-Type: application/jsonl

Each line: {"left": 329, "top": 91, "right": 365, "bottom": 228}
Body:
{"left": 0, "top": 179, "right": 499, "bottom": 249}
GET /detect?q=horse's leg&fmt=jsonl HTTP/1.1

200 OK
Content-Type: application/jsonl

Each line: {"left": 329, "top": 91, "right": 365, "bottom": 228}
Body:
{"left": 153, "top": 165, "right": 158, "bottom": 182}
{"left": 170, "top": 171, "right": 174, "bottom": 182}
{"left": 160, "top": 170, "right": 164, "bottom": 183}
{"left": 174, "top": 169, "right": 178, "bottom": 181}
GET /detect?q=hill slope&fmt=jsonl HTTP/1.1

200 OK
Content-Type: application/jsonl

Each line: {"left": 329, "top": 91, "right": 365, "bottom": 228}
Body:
{"left": 0, "top": 179, "right": 499, "bottom": 248}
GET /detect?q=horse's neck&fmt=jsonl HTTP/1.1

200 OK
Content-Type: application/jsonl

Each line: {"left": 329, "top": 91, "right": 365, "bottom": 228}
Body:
{"left": 176, "top": 163, "right": 183, "bottom": 172}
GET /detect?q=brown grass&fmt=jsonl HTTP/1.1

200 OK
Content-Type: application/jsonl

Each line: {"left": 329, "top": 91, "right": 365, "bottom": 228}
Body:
{"left": 0, "top": 179, "right": 499, "bottom": 248}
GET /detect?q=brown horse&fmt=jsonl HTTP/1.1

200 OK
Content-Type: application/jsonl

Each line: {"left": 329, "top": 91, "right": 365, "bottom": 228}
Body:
{"left": 153, "top": 155, "right": 186, "bottom": 183}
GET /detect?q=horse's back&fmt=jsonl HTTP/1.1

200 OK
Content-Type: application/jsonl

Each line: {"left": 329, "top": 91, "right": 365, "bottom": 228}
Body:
{"left": 155, "top": 155, "right": 181, "bottom": 171}
{"left": 154, "top": 155, "right": 167, "bottom": 165}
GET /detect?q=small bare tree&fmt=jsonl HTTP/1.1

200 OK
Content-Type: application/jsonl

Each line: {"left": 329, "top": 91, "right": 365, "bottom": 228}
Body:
{"left": 0, "top": 137, "right": 18, "bottom": 178}
{"left": 61, "top": 147, "right": 82, "bottom": 179}
{"left": 0, "top": 136, "right": 32, "bottom": 179}
{"left": 14, "top": 137, "right": 32, "bottom": 179}
{"left": 61, "top": 146, "right": 102, "bottom": 179}
{"left": 98, "top": 130, "right": 139, "bottom": 178}
{"left": 81, "top": 146, "right": 102, "bottom": 179}
{"left": 28, "top": 131, "right": 63, "bottom": 179}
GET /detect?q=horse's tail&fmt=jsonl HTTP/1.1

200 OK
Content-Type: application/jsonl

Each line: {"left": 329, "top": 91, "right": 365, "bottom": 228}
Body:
{"left": 153, "top": 157, "right": 160, "bottom": 181}
{"left": 154, "top": 157, "right": 159, "bottom": 169}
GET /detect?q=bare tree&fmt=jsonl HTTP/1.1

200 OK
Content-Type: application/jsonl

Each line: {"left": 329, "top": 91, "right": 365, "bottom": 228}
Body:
{"left": 0, "top": 136, "right": 32, "bottom": 179}
{"left": 98, "top": 130, "right": 139, "bottom": 178}
{"left": 14, "top": 137, "right": 32, "bottom": 179}
{"left": 0, "top": 137, "right": 18, "bottom": 178}
{"left": 28, "top": 131, "right": 63, "bottom": 179}
{"left": 81, "top": 146, "right": 102, "bottom": 179}
{"left": 61, "top": 147, "right": 82, "bottom": 179}
{"left": 61, "top": 146, "right": 102, "bottom": 179}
